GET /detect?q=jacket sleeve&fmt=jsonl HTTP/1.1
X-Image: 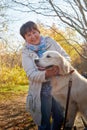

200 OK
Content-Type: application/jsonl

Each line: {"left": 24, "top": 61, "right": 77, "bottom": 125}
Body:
{"left": 47, "top": 37, "right": 71, "bottom": 62}
{"left": 22, "top": 48, "right": 47, "bottom": 83}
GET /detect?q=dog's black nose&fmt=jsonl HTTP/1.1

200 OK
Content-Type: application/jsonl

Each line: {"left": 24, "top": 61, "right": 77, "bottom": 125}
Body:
{"left": 35, "top": 59, "right": 39, "bottom": 64}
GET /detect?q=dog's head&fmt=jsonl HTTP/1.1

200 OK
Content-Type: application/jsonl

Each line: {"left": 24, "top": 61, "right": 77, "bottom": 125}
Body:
{"left": 35, "top": 51, "right": 71, "bottom": 75}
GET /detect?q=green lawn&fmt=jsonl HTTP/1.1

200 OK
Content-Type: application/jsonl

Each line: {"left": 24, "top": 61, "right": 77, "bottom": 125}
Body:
{"left": 0, "top": 85, "right": 29, "bottom": 100}
{"left": 0, "top": 85, "right": 28, "bottom": 93}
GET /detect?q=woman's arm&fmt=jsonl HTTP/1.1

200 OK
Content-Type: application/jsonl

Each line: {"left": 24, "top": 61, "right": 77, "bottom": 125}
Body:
{"left": 22, "top": 49, "right": 46, "bottom": 83}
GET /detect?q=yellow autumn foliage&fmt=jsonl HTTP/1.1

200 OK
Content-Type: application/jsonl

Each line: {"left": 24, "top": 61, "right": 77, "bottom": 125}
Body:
{"left": 0, "top": 65, "right": 28, "bottom": 87}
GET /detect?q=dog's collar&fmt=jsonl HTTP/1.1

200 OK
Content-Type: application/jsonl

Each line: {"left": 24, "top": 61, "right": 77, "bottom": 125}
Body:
{"left": 69, "top": 70, "right": 74, "bottom": 74}
{"left": 58, "top": 70, "right": 74, "bottom": 76}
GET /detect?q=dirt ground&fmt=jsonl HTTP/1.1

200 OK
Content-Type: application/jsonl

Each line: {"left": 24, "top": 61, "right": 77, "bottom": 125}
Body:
{"left": 0, "top": 93, "right": 37, "bottom": 130}
{"left": 0, "top": 93, "right": 85, "bottom": 130}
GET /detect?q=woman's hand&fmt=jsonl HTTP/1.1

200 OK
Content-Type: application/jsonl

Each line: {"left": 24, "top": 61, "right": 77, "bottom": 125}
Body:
{"left": 45, "top": 65, "right": 59, "bottom": 79}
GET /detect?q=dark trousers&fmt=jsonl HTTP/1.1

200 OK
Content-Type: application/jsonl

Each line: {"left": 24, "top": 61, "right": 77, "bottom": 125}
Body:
{"left": 38, "top": 94, "right": 64, "bottom": 130}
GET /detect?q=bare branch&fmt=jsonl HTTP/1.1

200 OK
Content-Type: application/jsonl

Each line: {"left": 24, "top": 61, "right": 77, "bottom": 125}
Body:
{"left": 5, "top": 0, "right": 87, "bottom": 58}
{"left": 74, "top": 0, "right": 87, "bottom": 27}
{"left": 49, "top": 26, "right": 87, "bottom": 59}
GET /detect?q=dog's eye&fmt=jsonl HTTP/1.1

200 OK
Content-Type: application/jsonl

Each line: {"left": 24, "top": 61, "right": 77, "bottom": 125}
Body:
{"left": 47, "top": 55, "right": 51, "bottom": 58}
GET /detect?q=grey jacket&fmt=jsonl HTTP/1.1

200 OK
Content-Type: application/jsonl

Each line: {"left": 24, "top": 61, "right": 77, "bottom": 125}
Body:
{"left": 22, "top": 37, "right": 70, "bottom": 125}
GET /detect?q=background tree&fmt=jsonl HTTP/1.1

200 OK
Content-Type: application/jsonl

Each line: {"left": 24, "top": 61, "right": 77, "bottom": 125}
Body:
{"left": 11, "top": 0, "right": 87, "bottom": 42}
{"left": 0, "top": 0, "right": 9, "bottom": 38}
{"left": 0, "top": 0, "right": 87, "bottom": 72}
{"left": 10, "top": 0, "right": 87, "bottom": 61}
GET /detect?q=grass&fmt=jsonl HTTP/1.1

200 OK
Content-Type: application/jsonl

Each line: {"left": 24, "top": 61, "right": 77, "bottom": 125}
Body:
{"left": 0, "top": 84, "right": 29, "bottom": 101}
{"left": 0, "top": 84, "right": 28, "bottom": 93}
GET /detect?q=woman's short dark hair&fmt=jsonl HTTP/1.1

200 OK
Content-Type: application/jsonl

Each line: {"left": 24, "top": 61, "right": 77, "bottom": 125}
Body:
{"left": 20, "top": 21, "right": 40, "bottom": 39}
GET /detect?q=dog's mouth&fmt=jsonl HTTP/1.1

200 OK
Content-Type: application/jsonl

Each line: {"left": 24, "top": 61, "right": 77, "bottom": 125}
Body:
{"left": 37, "top": 65, "right": 53, "bottom": 71}
{"left": 34, "top": 59, "right": 53, "bottom": 70}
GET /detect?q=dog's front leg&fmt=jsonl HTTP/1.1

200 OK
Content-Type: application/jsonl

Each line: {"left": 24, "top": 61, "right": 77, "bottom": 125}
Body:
{"left": 65, "top": 101, "right": 78, "bottom": 129}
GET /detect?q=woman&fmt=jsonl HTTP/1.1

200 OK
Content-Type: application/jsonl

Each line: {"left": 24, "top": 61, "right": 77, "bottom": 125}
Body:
{"left": 20, "top": 21, "right": 70, "bottom": 130}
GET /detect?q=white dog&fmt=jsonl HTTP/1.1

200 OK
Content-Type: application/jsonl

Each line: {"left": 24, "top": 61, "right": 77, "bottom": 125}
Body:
{"left": 35, "top": 50, "right": 87, "bottom": 128}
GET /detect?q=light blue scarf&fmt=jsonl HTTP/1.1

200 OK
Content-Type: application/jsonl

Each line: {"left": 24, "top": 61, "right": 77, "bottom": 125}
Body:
{"left": 26, "top": 36, "right": 46, "bottom": 57}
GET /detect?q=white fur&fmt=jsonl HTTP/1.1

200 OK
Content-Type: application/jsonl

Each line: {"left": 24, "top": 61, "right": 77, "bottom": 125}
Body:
{"left": 35, "top": 50, "right": 87, "bottom": 127}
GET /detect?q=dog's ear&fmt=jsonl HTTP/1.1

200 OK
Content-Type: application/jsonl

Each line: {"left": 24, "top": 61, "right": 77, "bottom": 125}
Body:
{"left": 59, "top": 56, "right": 70, "bottom": 75}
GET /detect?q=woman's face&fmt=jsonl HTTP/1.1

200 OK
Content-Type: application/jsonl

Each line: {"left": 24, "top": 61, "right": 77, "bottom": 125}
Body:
{"left": 24, "top": 29, "right": 40, "bottom": 45}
